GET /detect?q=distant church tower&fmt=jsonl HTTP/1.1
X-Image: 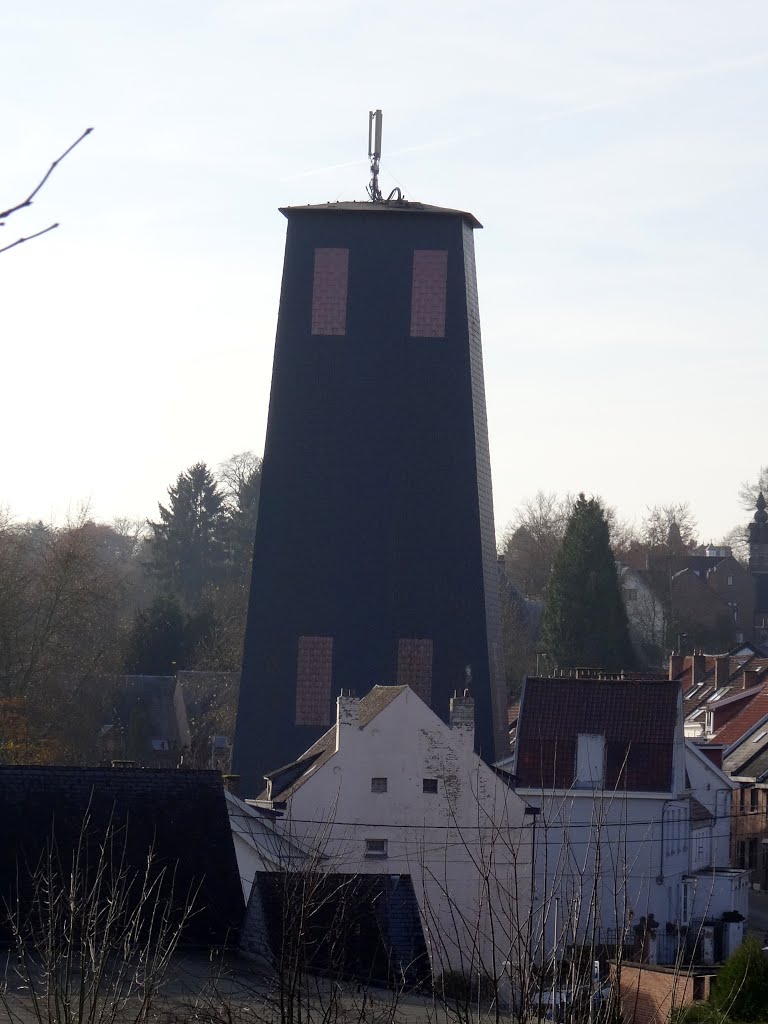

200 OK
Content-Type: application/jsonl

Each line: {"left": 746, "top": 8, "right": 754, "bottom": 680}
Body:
{"left": 749, "top": 493, "right": 768, "bottom": 644}
{"left": 233, "top": 114, "right": 507, "bottom": 795}
{"left": 749, "top": 493, "right": 768, "bottom": 574}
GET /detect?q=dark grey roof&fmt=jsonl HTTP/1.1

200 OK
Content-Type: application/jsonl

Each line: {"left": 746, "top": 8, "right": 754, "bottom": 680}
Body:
{"left": 279, "top": 199, "right": 482, "bottom": 229}
{"left": 358, "top": 683, "right": 407, "bottom": 726}
{"left": 242, "top": 871, "right": 430, "bottom": 990}
{"left": 690, "top": 796, "right": 714, "bottom": 824}
{"left": 0, "top": 766, "right": 244, "bottom": 947}
{"left": 723, "top": 727, "right": 768, "bottom": 777}
{"left": 260, "top": 685, "right": 408, "bottom": 802}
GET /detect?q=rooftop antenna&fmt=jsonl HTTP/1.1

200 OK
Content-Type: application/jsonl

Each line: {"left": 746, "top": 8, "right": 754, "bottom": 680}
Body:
{"left": 367, "top": 109, "right": 383, "bottom": 202}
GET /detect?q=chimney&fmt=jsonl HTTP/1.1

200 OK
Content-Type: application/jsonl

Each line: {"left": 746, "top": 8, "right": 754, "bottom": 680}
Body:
{"left": 691, "top": 652, "right": 706, "bottom": 686}
{"left": 669, "top": 654, "right": 684, "bottom": 680}
{"left": 714, "top": 655, "right": 730, "bottom": 690}
{"left": 743, "top": 669, "right": 760, "bottom": 691}
{"left": 222, "top": 774, "right": 241, "bottom": 797}
{"left": 336, "top": 689, "right": 359, "bottom": 750}
{"left": 449, "top": 688, "right": 475, "bottom": 746}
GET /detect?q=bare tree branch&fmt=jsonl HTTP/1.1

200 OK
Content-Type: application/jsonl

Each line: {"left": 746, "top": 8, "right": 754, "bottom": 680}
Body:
{"left": 0, "top": 222, "right": 59, "bottom": 255}
{"left": 0, "top": 128, "right": 93, "bottom": 223}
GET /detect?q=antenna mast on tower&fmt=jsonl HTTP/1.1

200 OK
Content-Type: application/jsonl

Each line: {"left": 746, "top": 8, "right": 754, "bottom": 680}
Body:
{"left": 367, "top": 109, "right": 383, "bottom": 202}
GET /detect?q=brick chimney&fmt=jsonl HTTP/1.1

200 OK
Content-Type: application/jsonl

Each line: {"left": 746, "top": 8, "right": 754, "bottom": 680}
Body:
{"left": 691, "top": 652, "right": 706, "bottom": 686}
{"left": 336, "top": 689, "right": 359, "bottom": 750}
{"left": 449, "top": 689, "right": 475, "bottom": 746}
{"left": 669, "top": 654, "right": 684, "bottom": 680}
{"left": 743, "top": 669, "right": 760, "bottom": 691}
{"left": 714, "top": 655, "right": 730, "bottom": 690}
{"left": 222, "top": 774, "right": 241, "bottom": 796}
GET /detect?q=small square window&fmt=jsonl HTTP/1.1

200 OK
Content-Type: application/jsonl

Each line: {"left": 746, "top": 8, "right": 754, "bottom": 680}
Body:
{"left": 365, "top": 839, "right": 388, "bottom": 858}
{"left": 371, "top": 777, "right": 387, "bottom": 794}
{"left": 423, "top": 778, "right": 438, "bottom": 794}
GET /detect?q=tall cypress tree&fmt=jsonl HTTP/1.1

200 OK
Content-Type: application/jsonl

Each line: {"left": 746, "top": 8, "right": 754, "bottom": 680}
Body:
{"left": 542, "top": 493, "right": 634, "bottom": 671}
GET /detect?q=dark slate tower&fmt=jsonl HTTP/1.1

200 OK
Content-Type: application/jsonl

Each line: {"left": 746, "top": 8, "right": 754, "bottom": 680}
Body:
{"left": 233, "top": 163, "right": 506, "bottom": 794}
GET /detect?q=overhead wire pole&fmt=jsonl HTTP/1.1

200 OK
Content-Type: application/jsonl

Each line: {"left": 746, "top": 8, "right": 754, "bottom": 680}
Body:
{"left": 367, "top": 109, "right": 383, "bottom": 202}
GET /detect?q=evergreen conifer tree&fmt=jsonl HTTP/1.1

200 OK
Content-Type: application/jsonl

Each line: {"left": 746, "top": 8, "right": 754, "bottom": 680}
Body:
{"left": 147, "top": 462, "right": 227, "bottom": 606}
{"left": 709, "top": 934, "right": 768, "bottom": 1022}
{"left": 542, "top": 493, "right": 634, "bottom": 671}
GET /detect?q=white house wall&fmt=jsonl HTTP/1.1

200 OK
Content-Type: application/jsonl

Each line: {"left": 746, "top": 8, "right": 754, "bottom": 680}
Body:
{"left": 518, "top": 789, "right": 691, "bottom": 952}
{"left": 281, "top": 689, "right": 531, "bottom": 979}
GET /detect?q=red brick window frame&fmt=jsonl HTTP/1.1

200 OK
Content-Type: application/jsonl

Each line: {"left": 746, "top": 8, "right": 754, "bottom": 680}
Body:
{"left": 397, "top": 638, "right": 433, "bottom": 703}
{"left": 311, "top": 248, "right": 349, "bottom": 336}
{"left": 295, "top": 636, "right": 333, "bottom": 726}
{"left": 410, "top": 250, "right": 448, "bottom": 338}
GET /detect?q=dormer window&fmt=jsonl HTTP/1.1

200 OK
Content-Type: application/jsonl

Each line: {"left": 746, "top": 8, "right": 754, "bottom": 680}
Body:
{"left": 575, "top": 734, "right": 605, "bottom": 789}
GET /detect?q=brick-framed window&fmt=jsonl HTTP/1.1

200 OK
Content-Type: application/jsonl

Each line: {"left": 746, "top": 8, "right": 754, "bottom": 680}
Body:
{"left": 311, "top": 247, "right": 349, "bottom": 335}
{"left": 410, "top": 250, "right": 448, "bottom": 338}
{"left": 397, "top": 638, "right": 433, "bottom": 703}
{"left": 295, "top": 635, "right": 333, "bottom": 726}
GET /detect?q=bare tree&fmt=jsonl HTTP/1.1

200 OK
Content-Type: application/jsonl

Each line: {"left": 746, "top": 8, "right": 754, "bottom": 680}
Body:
{"left": 738, "top": 467, "right": 768, "bottom": 513}
{"left": 0, "top": 814, "right": 196, "bottom": 1024}
{"left": 0, "top": 507, "right": 137, "bottom": 763}
{"left": 500, "top": 492, "right": 575, "bottom": 600}
{"left": 640, "top": 503, "right": 698, "bottom": 553}
{"left": 0, "top": 129, "right": 92, "bottom": 254}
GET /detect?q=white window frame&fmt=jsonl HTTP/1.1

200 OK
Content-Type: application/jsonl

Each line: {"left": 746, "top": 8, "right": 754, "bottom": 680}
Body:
{"left": 575, "top": 734, "right": 605, "bottom": 789}
{"left": 681, "top": 879, "right": 695, "bottom": 926}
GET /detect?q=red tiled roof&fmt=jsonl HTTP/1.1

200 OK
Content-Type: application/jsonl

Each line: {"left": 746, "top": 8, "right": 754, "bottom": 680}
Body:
{"left": 709, "top": 687, "right": 764, "bottom": 732}
{"left": 507, "top": 701, "right": 520, "bottom": 727}
{"left": 680, "top": 657, "right": 768, "bottom": 713}
{"left": 711, "top": 687, "right": 768, "bottom": 746}
{"left": 515, "top": 677, "right": 679, "bottom": 792}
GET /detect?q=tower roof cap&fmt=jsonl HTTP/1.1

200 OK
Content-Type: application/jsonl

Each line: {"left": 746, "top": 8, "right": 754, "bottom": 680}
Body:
{"left": 279, "top": 199, "right": 482, "bottom": 229}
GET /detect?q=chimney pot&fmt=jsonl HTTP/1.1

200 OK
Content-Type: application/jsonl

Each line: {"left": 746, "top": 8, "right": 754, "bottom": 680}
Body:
{"left": 449, "top": 690, "right": 475, "bottom": 745}
{"left": 336, "top": 691, "right": 360, "bottom": 750}
{"left": 668, "top": 654, "right": 684, "bottom": 680}
{"left": 714, "top": 655, "right": 730, "bottom": 690}
{"left": 222, "top": 774, "right": 241, "bottom": 796}
{"left": 691, "top": 652, "right": 706, "bottom": 685}
{"left": 743, "top": 669, "right": 760, "bottom": 691}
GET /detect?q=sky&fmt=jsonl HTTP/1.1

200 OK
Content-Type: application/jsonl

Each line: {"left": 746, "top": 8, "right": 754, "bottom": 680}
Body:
{"left": 2, "top": 1, "right": 767, "bottom": 543}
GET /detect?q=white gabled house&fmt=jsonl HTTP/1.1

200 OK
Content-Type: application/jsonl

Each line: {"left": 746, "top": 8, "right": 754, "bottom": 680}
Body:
{"left": 512, "top": 676, "right": 749, "bottom": 966}
{"left": 241, "top": 684, "right": 532, "bottom": 982}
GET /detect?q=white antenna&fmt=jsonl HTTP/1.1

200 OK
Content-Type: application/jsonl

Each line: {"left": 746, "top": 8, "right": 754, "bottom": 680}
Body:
{"left": 367, "top": 109, "right": 383, "bottom": 202}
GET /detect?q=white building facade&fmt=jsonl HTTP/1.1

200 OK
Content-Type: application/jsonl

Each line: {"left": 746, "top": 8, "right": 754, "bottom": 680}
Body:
{"left": 513, "top": 676, "right": 749, "bottom": 966}
{"left": 250, "top": 684, "right": 532, "bottom": 981}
